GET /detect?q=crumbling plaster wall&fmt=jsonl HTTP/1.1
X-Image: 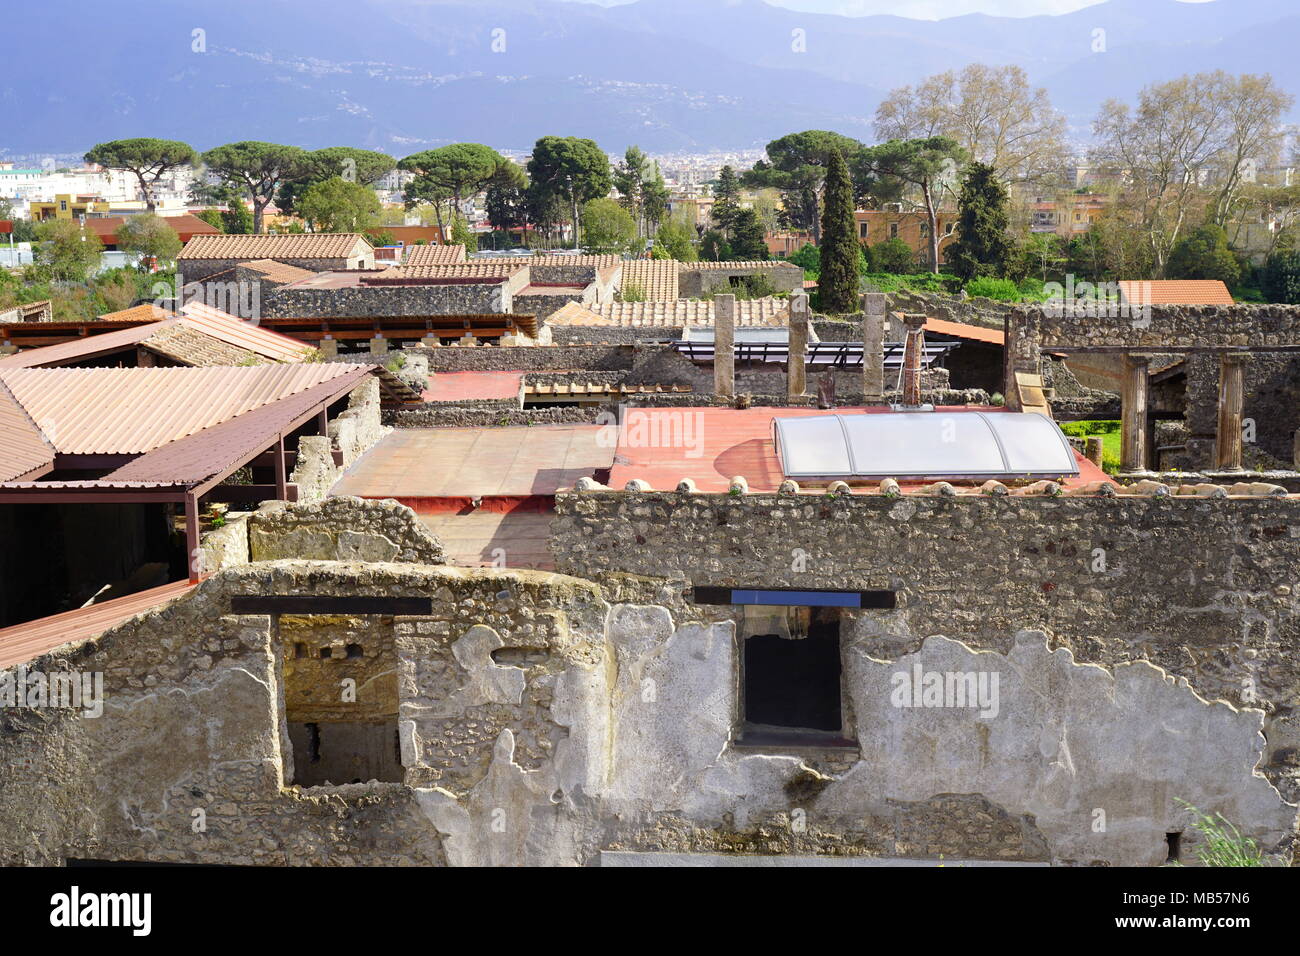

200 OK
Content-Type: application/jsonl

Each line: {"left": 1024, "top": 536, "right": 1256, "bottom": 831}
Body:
{"left": 553, "top": 491, "right": 1300, "bottom": 805}
{"left": 1, "top": 555, "right": 1294, "bottom": 866}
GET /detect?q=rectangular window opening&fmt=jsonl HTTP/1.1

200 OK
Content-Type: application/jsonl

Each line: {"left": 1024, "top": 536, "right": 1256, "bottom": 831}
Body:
{"left": 735, "top": 604, "right": 855, "bottom": 750}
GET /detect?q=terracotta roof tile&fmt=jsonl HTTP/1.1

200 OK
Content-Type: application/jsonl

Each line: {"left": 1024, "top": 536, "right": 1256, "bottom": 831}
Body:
{"left": 239, "top": 258, "right": 317, "bottom": 284}
{"left": 620, "top": 260, "right": 679, "bottom": 301}
{"left": 178, "top": 233, "right": 372, "bottom": 261}
{"left": 576, "top": 297, "right": 791, "bottom": 329}
{"left": 1117, "top": 280, "right": 1234, "bottom": 306}
{"left": 401, "top": 243, "right": 468, "bottom": 266}
{"left": 142, "top": 325, "right": 260, "bottom": 366}
{"left": 98, "top": 304, "right": 174, "bottom": 322}
{"left": 371, "top": 263, "right": 524, "bottom": 281}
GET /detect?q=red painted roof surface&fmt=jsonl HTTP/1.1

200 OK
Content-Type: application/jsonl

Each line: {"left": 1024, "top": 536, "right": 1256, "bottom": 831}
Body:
{"left": 607, "top": 406, "right": 1107, "bottom": 493}
{"left": 0, "top": 579, "right": 196, "bottom": 670}
{"left": 422, "top": 371, "right": 524, "bottom": 402}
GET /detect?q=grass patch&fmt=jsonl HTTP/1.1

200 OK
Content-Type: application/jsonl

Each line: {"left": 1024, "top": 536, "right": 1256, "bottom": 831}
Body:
{"left": 1059, "top": 419, "right": 1121, "bottom": 474}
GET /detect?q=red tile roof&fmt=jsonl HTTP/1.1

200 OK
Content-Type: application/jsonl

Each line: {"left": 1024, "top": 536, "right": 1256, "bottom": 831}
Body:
{"left": 179, "top": 233, "right": 372, "bottom": 260}
{"left": 1117, "top": 280, "right": 1234, "bottom": 306}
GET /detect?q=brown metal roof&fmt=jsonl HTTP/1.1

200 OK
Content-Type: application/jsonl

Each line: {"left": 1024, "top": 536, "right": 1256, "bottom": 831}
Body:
{"left": 0, "top": 579, "right": 196, "bottom": 670}
{"left": 178, "top": 233, "right": 372, "bottom": 261}
{"left": 107, "top": 368, "right": 373, "bottom": 484}
{"left": 0, "top": 364, "right": 364, "bottom": 455}
{"left": 0, "top": 377, "right": 55, "bottom": 481}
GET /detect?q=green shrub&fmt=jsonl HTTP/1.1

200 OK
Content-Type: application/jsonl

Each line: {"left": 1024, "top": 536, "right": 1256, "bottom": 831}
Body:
{"left": 964, "top": 276, "right": 1022, "bottom": 301}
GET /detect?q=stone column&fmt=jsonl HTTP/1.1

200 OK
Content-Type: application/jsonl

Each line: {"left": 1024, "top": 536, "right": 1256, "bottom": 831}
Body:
{"left": 317, "top": 336, "right": 338, "bottom": 358}
{"left": 1120, "top": 353, "right": 1150, "bottom": 474}
{"left": 713, "top": 293, "right": 735, "bottom": 399}
{"left": 421, "top": 334, "right": 441, "bottom": 349}
{"left": 1003, "top": 307, "right": 1043, "bottom": 413}
{"left": 861, "top": 292, "right": 886, "bottom": 403}
{"left": 369, "top": 334, "right": 389, "bottom": 356}
{"left": 1215, "top": 352, "right": 1246, "bottom": 472}
{"left": 787, "top": 292, "right": 809, "bottom": 399}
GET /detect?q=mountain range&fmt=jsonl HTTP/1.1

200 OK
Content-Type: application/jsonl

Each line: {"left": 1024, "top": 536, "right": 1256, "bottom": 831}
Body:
{"left": 3, "top": 0, "right": 1297, "bottom": 157}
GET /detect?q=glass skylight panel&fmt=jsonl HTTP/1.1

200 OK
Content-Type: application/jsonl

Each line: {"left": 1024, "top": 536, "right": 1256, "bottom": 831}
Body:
{"left": 772, "top": 411, "right": 1079, "bottom": 480}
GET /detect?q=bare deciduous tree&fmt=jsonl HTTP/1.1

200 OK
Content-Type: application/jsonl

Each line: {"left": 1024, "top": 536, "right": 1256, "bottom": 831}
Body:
{"left": 874, "top": 64, "right": 1066, "bottom": 182}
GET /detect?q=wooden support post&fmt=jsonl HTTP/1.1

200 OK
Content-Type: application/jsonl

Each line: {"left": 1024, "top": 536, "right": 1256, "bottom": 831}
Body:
{"left": 1121, "top": 354, "right": 1150, "bottom": 474}
{"left": 714, "top": 293, "right": 735, "bottom": 399}
{"left": 862, "top": 292, "right": 886, "bottom": 403}
{"left": 274, "top": 434, "right": 288, "bottom": 500}
{"left": 316, "top": 410, "right": 329, "bottom": 437}
{"left": 787, "top": 292, "right": 809, "bottom": 399}
{"left": 185, "top": 493, "right": 201, "bottom": 583}
{"left": 1215, "top": 353, "right": 1246, "bottom": 472}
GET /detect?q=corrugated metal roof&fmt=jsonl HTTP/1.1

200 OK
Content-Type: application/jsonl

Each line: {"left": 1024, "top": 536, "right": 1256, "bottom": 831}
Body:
{"left": 0, "top": 377, "right": 55, "bottom": 481}
{"left": 924, "top": 317, "right": 1005, "bottom": 346}
{"left": 0, "top": 579, "right": 196, "bottom": 670}
{"left": 0, "top": 364, "right": 362, "bottom": 455}
{"left": 178, "top": 233, "right": 371, "bottom": 260}
{"left": 178, "top": 303, "right": 313, "bottom": 362}
{"left": 0, "top": 322, "right": 163, "bottom": 368}
{"left": 107, "top": 368, "right": 373, "bottom": 484}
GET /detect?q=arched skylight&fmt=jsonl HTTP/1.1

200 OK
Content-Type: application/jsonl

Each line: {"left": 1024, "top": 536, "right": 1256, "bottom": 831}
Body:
{"left": 772, "top": 411, "right": 1080, "bottom": 481}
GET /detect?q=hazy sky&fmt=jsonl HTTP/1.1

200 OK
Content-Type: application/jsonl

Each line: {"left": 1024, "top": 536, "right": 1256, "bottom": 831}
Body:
{"left": 569, "top": 0, "right": 1219, "bottom": 20}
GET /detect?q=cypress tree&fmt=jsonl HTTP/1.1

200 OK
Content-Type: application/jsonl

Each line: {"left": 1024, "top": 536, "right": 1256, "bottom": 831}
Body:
{"left": 948, "top": 161, "right": 1013, "bottom": 281}
{"left": 818, "top": 148, "right": 857, "bottom": 314}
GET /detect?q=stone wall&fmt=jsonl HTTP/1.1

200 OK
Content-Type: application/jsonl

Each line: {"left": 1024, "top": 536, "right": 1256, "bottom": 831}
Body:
{"left": 1023, "top": 303, "right": 1300, "bottom": 351}
{"left": 1, "top": 556, "right": 1291, "bottom": 867}
{"left": 178, "top": 256, "right": 356, "bottom": 285}
{"left": 552, "top": 487, "right": 1300, "bottom": 807}
{"left": 248, "top": 497, "right": 446, "bottom": 564}
{"left": 678, "top": 264, "right": 803, "bottom": 297}
{"left": 414, "top": 344, "right": 634, "bottom": 373}
{"left": 326, "top": 349, "right": 429, "bottom": 394}
{"left": 385, "top": 404, "right": 603, "bottom": 428}
{"left": 264, "top": 282, "right": 509, "bottom": 318}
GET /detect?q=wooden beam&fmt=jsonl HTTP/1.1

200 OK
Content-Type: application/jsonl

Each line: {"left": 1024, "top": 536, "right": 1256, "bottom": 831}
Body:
{"left": 229, "top": 595, "right": 433, "bottom": 615}
{"left": 1215, "top": 353, "right": 1246, "bottom": 472}
{"left": 1120, "top": 354, "right": 1150, "bottom": 473}
{"left": 203, "top": 483, "right": 299, "bottom": 504}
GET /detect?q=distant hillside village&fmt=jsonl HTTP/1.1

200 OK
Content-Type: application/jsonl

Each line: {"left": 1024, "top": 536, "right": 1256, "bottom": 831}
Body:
{"left": 7, "top": 63, "right": 1300, "bottom": 870}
